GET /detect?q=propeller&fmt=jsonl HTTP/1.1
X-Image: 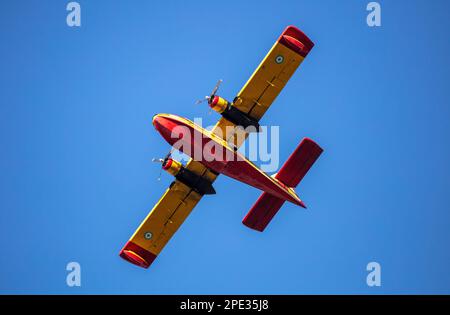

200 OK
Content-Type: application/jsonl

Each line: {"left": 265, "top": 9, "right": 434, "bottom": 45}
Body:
{"left": 152, "top": 148, "right": 175, "bottom": 181}
{"left": 195, "top": 79, "right": 223, "bottom": 105}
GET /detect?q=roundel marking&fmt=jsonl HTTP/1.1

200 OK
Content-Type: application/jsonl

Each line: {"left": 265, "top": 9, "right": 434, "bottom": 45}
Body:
{"left": 275, "top": 55, "right": 284, "bottom": 64}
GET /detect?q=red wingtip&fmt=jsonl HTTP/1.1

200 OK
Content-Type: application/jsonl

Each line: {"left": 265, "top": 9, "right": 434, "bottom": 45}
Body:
{"left": 119, "top": 241, "right": 157, "bottom": 269}
{"left": 278, "top": 25, "right": 314, "bottom": 57}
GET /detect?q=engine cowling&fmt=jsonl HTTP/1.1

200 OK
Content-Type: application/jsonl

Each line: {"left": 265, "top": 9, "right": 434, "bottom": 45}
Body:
{"left": 161, "top": 158, "right": 216, "bottom": 195}
{"left": 209, "top": 95, "right": 229, "bottom": 113}
{"left": 208, "top": 95, "right": 260, "bottom": 131}
{"left": 162, "top": 158, "right": 182, "bottom": 176}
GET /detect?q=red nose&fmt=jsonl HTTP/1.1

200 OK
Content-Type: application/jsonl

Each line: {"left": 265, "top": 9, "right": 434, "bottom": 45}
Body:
{"left": 152, "top": 114, "right": 164, "bottom": 133}
{"left": 152, "top": 115, "right": 174, "bottom": 141}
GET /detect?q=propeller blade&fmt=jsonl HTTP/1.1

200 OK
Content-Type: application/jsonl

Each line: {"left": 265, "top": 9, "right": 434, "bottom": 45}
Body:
{"left": 210, "top": 79, "right": 223, "bottom": 97}
{"left": 195, "top": 96, "right": 209, "bottom": 105}
{"left": 157, "top": 167, "right": 162, "bottom": 181}
{"left": 164, "top": 147, "right": 175, "bottom": 160}
{"left": 152, "top": 147, "right": 176, "bottom": 181}
{"left": 195, "top": 80, "right": 223, "bottom": 105}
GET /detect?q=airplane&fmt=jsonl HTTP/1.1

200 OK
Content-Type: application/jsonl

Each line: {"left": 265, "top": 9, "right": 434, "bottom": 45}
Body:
{"left": 119, "top": 25, "right": 323, "bottom": 268}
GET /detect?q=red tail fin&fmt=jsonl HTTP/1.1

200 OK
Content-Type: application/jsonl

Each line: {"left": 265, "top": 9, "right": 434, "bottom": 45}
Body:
{"left": 242, "top": 138, "right": 323, "bottom": 232}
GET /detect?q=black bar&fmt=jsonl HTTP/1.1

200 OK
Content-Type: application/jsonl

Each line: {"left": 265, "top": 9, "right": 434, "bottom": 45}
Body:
{"left": 0, "top": 295, "right": 449, "bottom": 312}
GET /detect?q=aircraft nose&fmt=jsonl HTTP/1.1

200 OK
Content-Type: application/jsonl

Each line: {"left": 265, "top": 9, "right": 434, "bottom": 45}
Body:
{"left": 152, "top": 114, "right": 159, "bottom": 127}
{"left": 152, "top": 114, "right": 173, "bottom": 140}
{"left": 151, "top": 113, "right": 183, "bottom": 146}
{"left": 152, "top": 114, "right": 164, "bottom": 133}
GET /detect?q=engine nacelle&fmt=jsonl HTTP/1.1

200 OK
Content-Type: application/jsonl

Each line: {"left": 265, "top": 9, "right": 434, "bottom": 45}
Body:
{"left": 162, "top": 158, "right": 216, "bottom": 195}
{"left": 162, "top": 158, "right": 182, "bottom": 176}
{"left": 209, "top": 95, "right": 229, "bottom": 113}
{"left": 208, "top": 95, "right": 260, "bottom": 131}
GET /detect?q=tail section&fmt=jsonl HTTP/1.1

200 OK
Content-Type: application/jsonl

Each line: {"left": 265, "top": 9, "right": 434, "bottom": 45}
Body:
{"left": 242, "top": 138, "right": 323, "bottom": 232}
{"left": 274, "top": 137, "right": 323, "bottom": 188}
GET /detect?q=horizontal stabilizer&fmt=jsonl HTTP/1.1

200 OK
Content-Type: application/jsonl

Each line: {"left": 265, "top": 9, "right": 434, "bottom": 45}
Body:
{"left": 275, "top": 138, "right": 323, "bottom": 188}
{"left": 242, "top": 138, "right": 323, "bottom": 232}
{"left": 242, "top": 192, "right": 285, "bottom": 232}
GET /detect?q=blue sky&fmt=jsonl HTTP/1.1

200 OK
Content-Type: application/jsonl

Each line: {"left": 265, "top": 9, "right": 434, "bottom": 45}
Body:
{"left": 0, "top": 0, "right": 449, "bottom": 294}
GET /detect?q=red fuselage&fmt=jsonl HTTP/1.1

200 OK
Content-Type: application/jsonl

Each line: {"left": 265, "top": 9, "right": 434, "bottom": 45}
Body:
{"left": 152, "top": 113, "right": 303, "bottom": 206}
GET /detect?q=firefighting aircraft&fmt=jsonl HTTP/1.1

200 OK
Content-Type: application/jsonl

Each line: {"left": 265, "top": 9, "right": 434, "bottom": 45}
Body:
{"left": 120, "top": 25, "right": 323, "bottom": 268}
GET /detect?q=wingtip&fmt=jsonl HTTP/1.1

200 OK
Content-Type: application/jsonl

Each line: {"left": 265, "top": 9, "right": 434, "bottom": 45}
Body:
{"left": 119, "top": 241, "right": 157, "bottom": 269}
{"left": 278, "top": 25, "right": 314, "bottom": 57}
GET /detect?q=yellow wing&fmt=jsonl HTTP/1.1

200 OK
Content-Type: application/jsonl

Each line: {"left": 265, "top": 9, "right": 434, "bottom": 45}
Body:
{"left": 119, "top": 159, "right": 218, "bottom": 268}
{"left": 120, "top": 26, "right": 313, "bottom": 268}
{"left": 212, "top": 25, "right": 314, "bottom": 148}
